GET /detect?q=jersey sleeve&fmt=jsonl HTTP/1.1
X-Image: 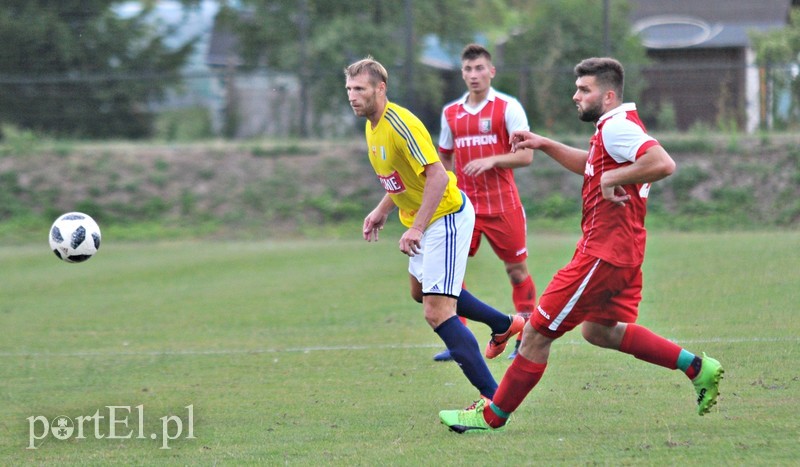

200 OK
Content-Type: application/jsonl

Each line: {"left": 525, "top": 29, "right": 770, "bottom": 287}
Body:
{"left": 601, "top": 117, "right": 657, "bottom": 163}
{"left": 438, "top": 109, "right": 454, "bottom": 153}
{"left": 504, "top": 98, "right": 530, "bottom": 133}
{"left": 397, "top": 119, "right": 440, "bottom": 176}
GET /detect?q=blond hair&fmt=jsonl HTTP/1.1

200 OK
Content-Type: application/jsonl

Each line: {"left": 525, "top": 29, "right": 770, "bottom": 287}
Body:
{"left": 344, "top": 56, "right": 389, "bottom": 87}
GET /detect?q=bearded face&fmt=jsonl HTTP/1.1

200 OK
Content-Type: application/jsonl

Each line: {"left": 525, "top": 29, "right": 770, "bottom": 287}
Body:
{"left": 346, "top": 72, "right": 380, "bottom": 120}
{"left": 577, "top": 99, "right": 604, "bottom": 122}
{"left": 573, "top": 75, "right": 609, "bottom": 123}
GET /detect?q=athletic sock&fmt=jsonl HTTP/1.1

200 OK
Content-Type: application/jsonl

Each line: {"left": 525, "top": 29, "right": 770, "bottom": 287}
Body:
{"left": 619, "top": 323, "right": 681, "bottom": 370}
{"left": 512, "top": 275, "right": 537, "bottom": 313}
{"left": 511, "top": 276, "right": 535, "bottom": 343}
{"left": 457, "top": 289, "right": 513, "bottom": 335}
{"left": 677, "top": 349, "right": 702, "bottom": 380}
{"left": 458, "top": 284, "right": 467, "bottom": 325}
{"left": 434, "top": 315, "right": 497, "bottom": 399}
{"left": 483, "top": 354, "right": 546, "bottom": 428}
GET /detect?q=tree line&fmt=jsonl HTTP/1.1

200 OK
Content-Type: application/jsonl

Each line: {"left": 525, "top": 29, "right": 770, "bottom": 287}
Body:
{"left": 2, "top": 0, "right": 799, "bottom": 139}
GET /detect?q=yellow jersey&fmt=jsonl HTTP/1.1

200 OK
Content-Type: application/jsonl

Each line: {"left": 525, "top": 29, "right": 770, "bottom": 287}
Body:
{"left": 365, "top": 102, "right": 463, "bottom": 227}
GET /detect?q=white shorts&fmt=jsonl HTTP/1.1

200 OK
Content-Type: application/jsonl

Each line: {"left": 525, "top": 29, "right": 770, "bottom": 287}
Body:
{"left": 408, "top": 194, "right": 475, "bottom": 297}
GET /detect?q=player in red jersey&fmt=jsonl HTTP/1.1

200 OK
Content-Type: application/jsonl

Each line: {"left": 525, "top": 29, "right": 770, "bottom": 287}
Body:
{"left": 434, "top": 44, "right": 537, "bottom": 361}
{"left": 439, "top": 57, "right": 724, "bottom": 433}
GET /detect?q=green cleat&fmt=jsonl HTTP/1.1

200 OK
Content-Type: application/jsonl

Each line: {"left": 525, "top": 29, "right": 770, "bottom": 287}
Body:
{"left": 692, "top": 352, "right": 724, "bottom": 416}
{"left": 439, "top": 398, "right": 504, "bottom": 434}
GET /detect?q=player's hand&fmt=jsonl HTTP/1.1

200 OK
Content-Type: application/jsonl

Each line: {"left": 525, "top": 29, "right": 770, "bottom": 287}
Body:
{"left": 399, "top": 227, "right": 423, "bottom": 257}
{"left": 363, "top": 212, "right": 387, "bottom": 242}
{"left": 602, "top": 184, "right": 630, "bottom": 207}
{"left": 462, "top": 158, "right": 495, "bottom": 176}
{"left": 510, "top": 130, "right": 541, "bottom": 152}
{"left": 600, "top": 171, "right": 631, "bottom": 206}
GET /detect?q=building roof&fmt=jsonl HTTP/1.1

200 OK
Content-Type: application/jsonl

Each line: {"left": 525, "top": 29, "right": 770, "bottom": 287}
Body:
{"left": 629, "top": 0, "right": 791, "bottom": 49}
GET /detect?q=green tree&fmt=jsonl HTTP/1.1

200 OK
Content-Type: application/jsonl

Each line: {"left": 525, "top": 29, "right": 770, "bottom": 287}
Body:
{"left": 492, "top": 0, "right": 648, "bottom": 133}
{"left": 216, "top": 0, "right": 480, "bottom": 136}
{"left": 750, "top": 8, "right": 800, "bottom": 130}
{"left": 0, "top": 0, "right": 199, "bottom": 139}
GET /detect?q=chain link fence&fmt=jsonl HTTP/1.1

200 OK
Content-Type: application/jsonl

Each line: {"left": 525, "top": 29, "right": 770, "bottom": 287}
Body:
{"left": 1, "top": 61, "right": 798, "bottom": 140}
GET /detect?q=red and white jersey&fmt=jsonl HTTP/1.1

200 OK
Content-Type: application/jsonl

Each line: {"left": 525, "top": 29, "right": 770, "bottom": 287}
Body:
{"left": 439, "top": 88, "right": 529, "bottom": 215}
{"left": 578, "top": 103, "right": 659, "bottom": 268}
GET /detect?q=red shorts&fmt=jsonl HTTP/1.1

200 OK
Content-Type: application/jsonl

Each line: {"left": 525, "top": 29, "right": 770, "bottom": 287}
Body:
{"left": 531, "top": 251, "right": 642, "bottom": 338}
{"left": 470, "top": 205, "right": 528, "bottom": 263}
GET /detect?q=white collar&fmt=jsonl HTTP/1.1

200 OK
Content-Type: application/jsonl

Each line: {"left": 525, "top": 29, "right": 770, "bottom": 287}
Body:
{"left": 597, "top": 102, "right": 637, "bottom": 124}
{"left": 461, "top": 87, "right": 497, "bottom": 108}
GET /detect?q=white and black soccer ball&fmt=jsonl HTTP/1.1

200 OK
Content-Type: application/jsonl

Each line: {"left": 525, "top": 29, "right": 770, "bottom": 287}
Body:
{"left": 49, "top": 212, "right": 102, "bottom": 263}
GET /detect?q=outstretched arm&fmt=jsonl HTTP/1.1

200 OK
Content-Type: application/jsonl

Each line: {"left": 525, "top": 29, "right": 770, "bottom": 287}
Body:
{"left": 510, "top": 130, "right": 587, "bottom": 175}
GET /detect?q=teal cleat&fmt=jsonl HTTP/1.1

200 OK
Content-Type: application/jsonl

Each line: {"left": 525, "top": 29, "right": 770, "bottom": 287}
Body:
{"left": 692, "top": 352, "right": 724, "bottom": 415}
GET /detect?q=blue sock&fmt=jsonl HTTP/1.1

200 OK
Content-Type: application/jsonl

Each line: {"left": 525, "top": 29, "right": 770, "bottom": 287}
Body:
{"left": 457, "top": 289, "right": 512, "bottom": 335}
{"left": 435, "top": 315, "right": 497, "bottom": 399}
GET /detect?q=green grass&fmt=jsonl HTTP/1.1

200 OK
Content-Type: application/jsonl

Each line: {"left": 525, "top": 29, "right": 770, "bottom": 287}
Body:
{"left": 1, "top": 231, "right": 798, "bottom": 465}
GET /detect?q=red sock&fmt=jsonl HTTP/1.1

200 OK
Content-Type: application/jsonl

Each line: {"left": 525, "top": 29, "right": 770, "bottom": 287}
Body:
{"left": 619, "top": 323, "right": 680, "bottom": 370}
{"left": 512, "top": 276, "right": 535, "bottom": 343}
{"left": 483, "top": 355, "right": 546, "bottom": 428}
{"left": 512, "top": 275, "right": 537, "bottom": 313}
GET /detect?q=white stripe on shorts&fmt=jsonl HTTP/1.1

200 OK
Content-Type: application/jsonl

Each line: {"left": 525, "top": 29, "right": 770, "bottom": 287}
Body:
{"left": 408, "top": 194, "right": 474, "bottom": 297}
{"left": 548, "top": 258, "right": 601, "bottom": 331}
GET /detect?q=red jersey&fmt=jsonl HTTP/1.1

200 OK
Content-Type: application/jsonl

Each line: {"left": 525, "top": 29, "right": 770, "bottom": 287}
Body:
{"left": 439, "top": 88, "right": 529, "bottom": 215}
{"left": 578, "top": 103, "right": 659, "bottom": 267}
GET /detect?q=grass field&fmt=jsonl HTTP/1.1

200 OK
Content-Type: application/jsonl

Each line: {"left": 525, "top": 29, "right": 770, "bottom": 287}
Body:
{"left": 1, "top": 229, "right": 798, "bottom": 465}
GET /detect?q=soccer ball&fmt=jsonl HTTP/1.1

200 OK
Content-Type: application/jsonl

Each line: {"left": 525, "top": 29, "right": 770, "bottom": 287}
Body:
{"left": 49, "top": 212, "right": 102, "bottom": 263}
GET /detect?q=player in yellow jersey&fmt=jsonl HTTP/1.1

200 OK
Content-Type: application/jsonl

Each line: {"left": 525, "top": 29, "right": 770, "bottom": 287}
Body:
{"left": 345, "top": 57, "right": 524, "bottom": 403}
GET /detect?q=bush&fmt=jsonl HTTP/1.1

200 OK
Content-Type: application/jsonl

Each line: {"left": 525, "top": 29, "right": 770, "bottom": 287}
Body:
{"left": 655, "top": 101, "right": 678, "bottom": 131}
{"left": 0, "top": 124, "right": 39, "bottom": 156}
{"left": 669, "top": 165, "right": 710, "bottom": 201}
{"left": 530, "top": 193, "right": 580, "bottom": 219}
{"left": 154, "top": 107, "right": 213, "bottom": 141}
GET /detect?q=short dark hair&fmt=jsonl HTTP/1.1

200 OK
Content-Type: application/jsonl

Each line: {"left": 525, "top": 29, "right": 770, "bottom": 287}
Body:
{"left": 574, "top": 57, "right": 624, "bottom": 99}
{"left": 461, "top": 43, "right": 491, "bottom": 62}
{"left": 344, "top": 56, "right": 389, "bottom": 86}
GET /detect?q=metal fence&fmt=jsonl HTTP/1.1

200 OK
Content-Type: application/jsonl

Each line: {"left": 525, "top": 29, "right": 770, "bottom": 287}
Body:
{"left": 1, "top": 61, "right": 797, "bottom": 140}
